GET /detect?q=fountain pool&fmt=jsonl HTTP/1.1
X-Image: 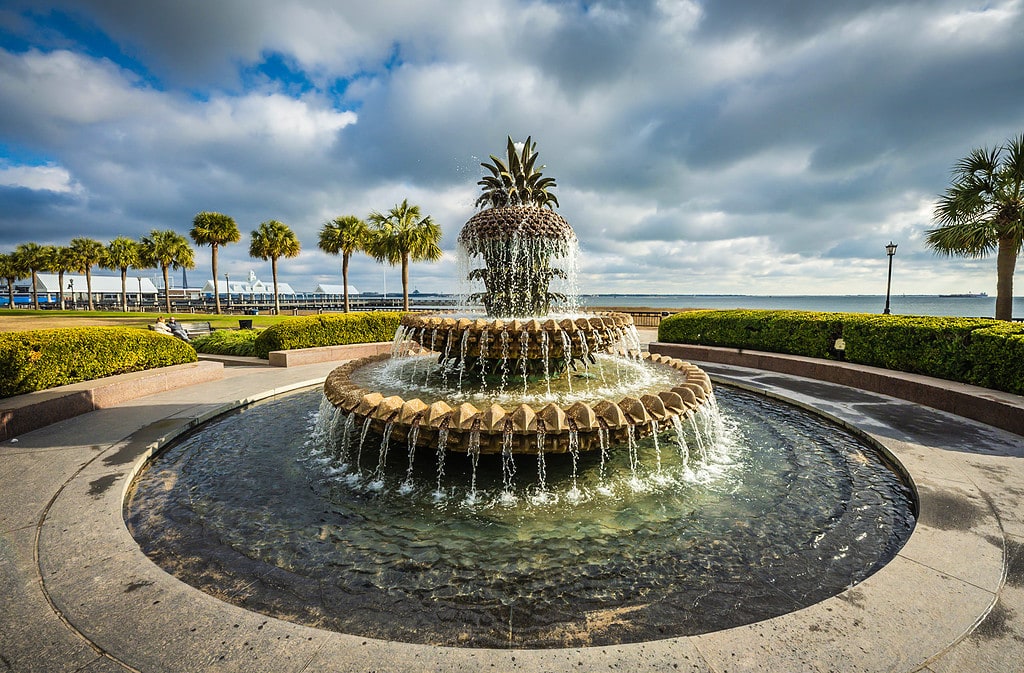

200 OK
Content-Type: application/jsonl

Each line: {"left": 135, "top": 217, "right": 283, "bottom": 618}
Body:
{"left": 125, "top": 384, "right": 914, "bottom": 649}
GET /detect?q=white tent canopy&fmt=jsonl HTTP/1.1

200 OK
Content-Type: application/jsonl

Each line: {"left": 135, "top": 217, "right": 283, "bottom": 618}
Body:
{"left": 30, "top": 274, "right": 159, "bottom": 295}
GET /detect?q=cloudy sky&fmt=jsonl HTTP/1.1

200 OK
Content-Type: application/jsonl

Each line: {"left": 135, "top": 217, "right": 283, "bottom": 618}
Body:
{"left": 1, "top": 0, "right": 1022, "bottom": 297}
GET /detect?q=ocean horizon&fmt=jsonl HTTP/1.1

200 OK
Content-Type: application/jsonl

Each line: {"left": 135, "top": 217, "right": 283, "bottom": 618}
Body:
{"left": 574, "top": 293, "right": 1022, "bottom": 319}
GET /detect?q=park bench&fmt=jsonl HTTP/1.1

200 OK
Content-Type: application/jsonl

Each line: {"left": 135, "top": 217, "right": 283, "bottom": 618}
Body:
{"left": 177, "top": 321, "right": 213, "bottom": 338}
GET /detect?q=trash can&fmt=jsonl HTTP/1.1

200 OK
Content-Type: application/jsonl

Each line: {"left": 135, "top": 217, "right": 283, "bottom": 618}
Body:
{"left": 238, "top": 319, "right": 253, "bottom": 330}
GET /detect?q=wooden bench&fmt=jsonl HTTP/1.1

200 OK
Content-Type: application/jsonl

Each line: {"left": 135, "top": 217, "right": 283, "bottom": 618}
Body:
{"left": 177, "top": 321, "right": 213, "bottom": 338}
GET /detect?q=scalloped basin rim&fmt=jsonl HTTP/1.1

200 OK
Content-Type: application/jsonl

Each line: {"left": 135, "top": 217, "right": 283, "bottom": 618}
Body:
{"left": 323, "top": 352, "right": 714, "bottom": 455}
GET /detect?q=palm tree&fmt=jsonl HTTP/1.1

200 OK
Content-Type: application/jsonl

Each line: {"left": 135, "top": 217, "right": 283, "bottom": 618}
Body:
{"left": 0, "top": 252, "right": 18, "bottom": 309}
{"left": 14, "top": 242, "right": 47, "bottom": 310}
{"left": 926, "top": 134, "right": 1024, "bottom": 321}
{"left": 318, "top": 215, "right": 368, "bottom": 312}
{"left": 190, "top": 211, "right": 240, "bottom": 314}
{"left": 69, "top": 237, "right": 106, "bottom": 310}
{"left": 102, "top": 237, "right": 143, "bottom": 312}
{"left": 51, "top": 246, "right": 78, "bottom": 310}
{"left": 249, "top": 220, "right": 301, "bottom": 315}
{"left": 366, "top": 199, "right": 442, "bottom": 311}
{"left": 141, "top": 230, "right": 195, "bottom": 313}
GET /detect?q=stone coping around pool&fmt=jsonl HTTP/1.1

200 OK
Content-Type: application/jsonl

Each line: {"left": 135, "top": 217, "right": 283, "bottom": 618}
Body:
{"left": 0, "top": 360, "right": 224, "bottom": 442}
{"left": 267, "top": 340, "right": 396, "bottom": 367}
{"left": 4, "top": 357, "right": 1023, "bottom": 671}
{"left": 650, "top": 342, "right": 1024, "bottom": 437}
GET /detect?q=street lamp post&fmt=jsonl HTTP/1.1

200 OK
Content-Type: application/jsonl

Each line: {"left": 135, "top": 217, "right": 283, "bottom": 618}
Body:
{"left": 225, "top": 273, "right": 230, "bottom": 311}
{"left": 137, "top": 277, "right": 143, "bottom": 309}
{"left": 67, "top": 279, "right": 74, "bottom": 310}
{"left": 883, "top": 241, "right": 898, "bottom": 315}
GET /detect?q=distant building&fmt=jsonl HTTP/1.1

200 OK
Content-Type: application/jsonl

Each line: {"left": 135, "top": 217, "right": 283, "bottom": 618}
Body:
{"left": 314, "top": 283, "right": 360, "bottom": 295}
{"left": 4, "top": 274, "right": 160, "bottom": 305}
{"left": 203, "top": 270, "right": 295, "bottom": 297}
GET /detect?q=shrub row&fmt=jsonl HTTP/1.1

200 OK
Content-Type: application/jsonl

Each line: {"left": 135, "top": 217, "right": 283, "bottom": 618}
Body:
{"left": 0, "top": 327, "right": 197, "bottom": 398}
{"left": 252, "top": 312, "right": 404, "bottom": 359}
{"left": 191, "top": 329, "right": 261, "bottom": 357}
{"left": 658, "top": 309, "right": 1024, "bottom": 395}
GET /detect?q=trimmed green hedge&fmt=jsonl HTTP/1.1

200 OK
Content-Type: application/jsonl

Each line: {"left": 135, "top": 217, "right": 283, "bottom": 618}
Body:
{"left": 0, "top": 327, "right": 197, "bottom": 398}
{"left": 252, "top": 312, "right": 404, "bottom": 359}
{"left": 658, "top": 309, "right": 1024, "bottom": 395}
{"left": 191, "top": 329, "right": 261, "bottom": 357}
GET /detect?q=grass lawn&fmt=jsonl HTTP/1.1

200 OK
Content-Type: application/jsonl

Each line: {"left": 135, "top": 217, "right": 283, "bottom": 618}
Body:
{"left": 0, "top": 309, "right": 294, "bottom": 332}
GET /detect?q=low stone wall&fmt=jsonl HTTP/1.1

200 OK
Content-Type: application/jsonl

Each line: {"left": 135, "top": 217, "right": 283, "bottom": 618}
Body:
{"left": 650, "top": 342, "right": 1024, "bottom": 437}
{"left": 267, "top": 341, "right": 396, "bottom": 367}
{"left": 0, "top": 361, "right": 224, "bottom": 442}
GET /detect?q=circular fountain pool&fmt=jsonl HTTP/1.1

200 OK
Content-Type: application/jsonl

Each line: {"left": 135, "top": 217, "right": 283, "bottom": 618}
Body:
{"left": 125, "top": 384, "right": 915, "bottom": 649}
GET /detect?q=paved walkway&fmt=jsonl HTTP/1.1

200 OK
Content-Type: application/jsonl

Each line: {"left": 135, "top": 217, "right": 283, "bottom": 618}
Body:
{"left": 1, "top": 351, "right": 1023, "bottom": 672}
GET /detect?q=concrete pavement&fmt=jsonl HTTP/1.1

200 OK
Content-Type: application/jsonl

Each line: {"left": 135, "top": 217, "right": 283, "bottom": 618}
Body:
{"left": 1, "top": 347, "right": 1023, "bottom": 672}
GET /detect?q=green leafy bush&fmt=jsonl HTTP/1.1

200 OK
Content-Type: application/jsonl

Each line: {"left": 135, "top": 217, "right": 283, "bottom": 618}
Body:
{"left": 658, "top": 309, "right": 845, "bottom": 358}
{"left": 0, "top": 327, "right": 197, "bottom": 398}
{"left": 252, "top": 312, "right": 404, "bottom": 359}
{"left": 191, "top": 329, "right": 261, "bottom": 357}
{"left": 841, "top": 315, "right": 1002, "bottom": 380}
{"left": 658, "top": 309, "right": 1024, "bottom": 395}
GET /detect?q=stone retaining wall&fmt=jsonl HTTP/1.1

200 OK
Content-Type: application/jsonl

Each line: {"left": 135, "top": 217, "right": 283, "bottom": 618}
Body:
{"left": 0, "top": 361, "right": 224, "bottom": 441}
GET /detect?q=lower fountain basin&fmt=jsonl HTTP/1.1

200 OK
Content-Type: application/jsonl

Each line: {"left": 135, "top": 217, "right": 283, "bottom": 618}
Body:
{"left": 323, "top": 352, "right": 714, "bottom": 454}
{"left": 125, "top": 385, "right": 916, "bottom": 649}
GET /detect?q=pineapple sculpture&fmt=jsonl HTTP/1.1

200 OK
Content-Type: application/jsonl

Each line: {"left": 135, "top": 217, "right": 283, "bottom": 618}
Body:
{"left": 459, "top": 136, "right": 577, "bottom": 318}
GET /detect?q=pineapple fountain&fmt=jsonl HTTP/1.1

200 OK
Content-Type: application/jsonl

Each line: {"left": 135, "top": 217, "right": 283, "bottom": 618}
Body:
{"left": 126, "top": 138, "right": 915, "bottom": 648}
{"left": 320, "top": 137, "right": 716, "bottom": 489}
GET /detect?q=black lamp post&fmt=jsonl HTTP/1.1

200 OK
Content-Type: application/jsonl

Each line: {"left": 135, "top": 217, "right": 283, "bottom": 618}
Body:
{"left": 883, "top": 241, "right": 897, "bottom": 315}
{"left": 225, "top": 273, "right": 231, "bottom": 310}
{"left": 67, "top": 279, "right": 74, "bottom": 310}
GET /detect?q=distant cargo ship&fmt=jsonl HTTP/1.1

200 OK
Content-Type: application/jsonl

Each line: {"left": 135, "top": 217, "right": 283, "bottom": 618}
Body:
{"left": 938, "top": 292, "right": 988, "bottom": 298}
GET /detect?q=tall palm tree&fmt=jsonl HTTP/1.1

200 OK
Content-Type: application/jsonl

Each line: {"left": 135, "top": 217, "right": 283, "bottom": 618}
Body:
{"left": 366, "top": 199, "right": 442, "bottom": 311}
{"left": 141, "top": 230, "right": 195, "bottom": 313}
{"left": 927, "top": 134, "right": 1024, "bottom": 320}
{"left": 102, "top": 237, "right": 143, "bottom": 312}
{"left": 190, "top": 211, "right": 240, "bottom": 314}
{"left": 318, "top": 215, "right": 368, "bottom": 312}
{"left": 249, "top": 220, "right": 301, "bottom": 315}
{"left": 51, "top": 246, "right": 78, "bottom": 310}
{"left": 14, "top": 242, "right": 47, "bottom": 310}
{"left": 69, "top": 237, "right": 106, "bottom": 310}
{"left": 0, "top": 252, "right": 18, "bottom": 309}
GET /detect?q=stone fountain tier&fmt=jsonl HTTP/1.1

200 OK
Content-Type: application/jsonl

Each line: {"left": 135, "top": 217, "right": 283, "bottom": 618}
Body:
{"left": 396, "top": 311, "right": 641, "bottom": 365}
{"left": 323, "top": 352, "right": 714, "bottom": 455}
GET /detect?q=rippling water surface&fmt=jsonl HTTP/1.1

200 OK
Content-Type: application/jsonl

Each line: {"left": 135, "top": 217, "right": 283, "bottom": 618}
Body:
{"left": 126, "top": 386, "right": 915, "bottom": 648}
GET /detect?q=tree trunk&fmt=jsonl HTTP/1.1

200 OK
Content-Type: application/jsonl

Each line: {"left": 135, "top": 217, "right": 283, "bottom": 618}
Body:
{"left": 401, "top": 253, "right": 410, "bottom": 311}
{"left": 342, "top": 253, "right": 350, "bottom": 313}
{"left": 31, "top": 270, "right": 39, "bottom": 310}
{"left": 6, "top": 280, "right": 13, "bottom": 309}
{"left": 163, "top": 266, "right": 172, "bottom": 313}
{"left": 86, "top": 269, "right": 95, "bottom": 310}
{"left": 58, "top": 271, "right": 65, "bottom": 310}
{"left": 272, "top": 257, "right": 280, "bottom": 316}
{"left": 120, "top": 268, "right": 128, "bottom": 312}
{"left": 212, "top": 245, "right": 221, "bottom": 314}
{"left": 995, "top": 236, "right": 1017, "bottom": 320}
